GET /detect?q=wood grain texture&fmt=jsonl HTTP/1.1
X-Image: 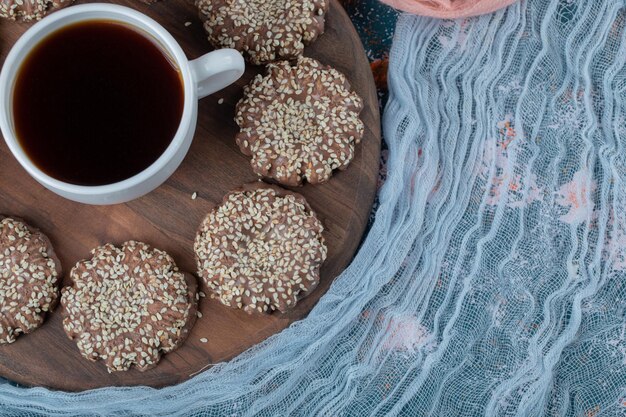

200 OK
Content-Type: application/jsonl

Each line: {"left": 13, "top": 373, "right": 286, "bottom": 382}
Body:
{"left": 0, "top": 0, "right": 380, "bottom": 391}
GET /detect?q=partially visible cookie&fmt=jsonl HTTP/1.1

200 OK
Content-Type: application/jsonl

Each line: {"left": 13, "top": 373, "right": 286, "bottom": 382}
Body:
{"left": 235, "top": 56, "right": 364, "bottom": 186}
{"left": 0, "top": 216, "right": 61, "bottom": 344}
{"left": 196, "top": 0, "right": 328, "bottom": 65}
{"left": 194, "top": 182, "right": 327, "bottom": 314}
{"left": 0, "top": 0, "right": 73, "bottom": 22}
{"left": 61, "top": 241, "right": 197, "bottom": 372}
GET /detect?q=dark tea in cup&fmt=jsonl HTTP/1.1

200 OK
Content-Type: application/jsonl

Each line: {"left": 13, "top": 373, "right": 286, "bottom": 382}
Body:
{"left": 12, "top": 20, "right": 184, "bottom": 186}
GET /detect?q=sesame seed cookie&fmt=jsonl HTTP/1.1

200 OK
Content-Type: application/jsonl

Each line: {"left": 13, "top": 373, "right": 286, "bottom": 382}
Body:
{"left": 0, "top": 216, "right": 61, "bottom": 344}
{"left": 61, "top": 241, "right": 197, "bottom": 373}
{"left": 235, "top": 56, "right": 364, "bottom": 186}
{"left": 196, "top": 0, "right": 328, "bottom": 65}
{"left": 194, "top": 182, "right": 327, "bottom": 314}
{"left": 0, "top": 0, "right": 73, "bottom": 22}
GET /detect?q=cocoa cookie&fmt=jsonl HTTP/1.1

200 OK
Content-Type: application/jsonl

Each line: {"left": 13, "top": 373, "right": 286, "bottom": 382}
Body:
{"left": 235, "top": 56, "right": 364, "bottom": 186}
{"left": 61, "top": 241, "right": 197, "bottom": 372}
{"left": 0, "top": 0, "right": 73, "bottom": 22}
{"left": 196, "top": 0, "right": 328, "bottom": 65}
{"left": 194, "top": 182, "right": 327, "bottom": 314}
{"left": 0, "top": 216, "right": 61, "bottom": 344}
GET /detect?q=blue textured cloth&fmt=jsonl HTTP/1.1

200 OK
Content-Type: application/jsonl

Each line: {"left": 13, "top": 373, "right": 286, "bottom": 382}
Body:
{"left": 1, "top": 0, "right": 626, "bottom": 415}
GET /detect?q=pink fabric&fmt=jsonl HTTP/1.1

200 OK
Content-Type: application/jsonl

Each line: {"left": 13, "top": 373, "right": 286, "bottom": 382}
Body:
{"left": 381, "top": 0, "right": 519, "bottom": 18}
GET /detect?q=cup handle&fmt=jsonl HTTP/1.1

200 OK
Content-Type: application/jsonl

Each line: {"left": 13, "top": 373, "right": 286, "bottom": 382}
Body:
{"left": 189, "top": 49, "right": 245, "bottom": 99}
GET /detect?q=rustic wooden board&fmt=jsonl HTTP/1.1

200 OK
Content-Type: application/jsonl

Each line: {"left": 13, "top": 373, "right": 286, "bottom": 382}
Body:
{"left": 0, "top": 0, "right": 380, "bottom": 391}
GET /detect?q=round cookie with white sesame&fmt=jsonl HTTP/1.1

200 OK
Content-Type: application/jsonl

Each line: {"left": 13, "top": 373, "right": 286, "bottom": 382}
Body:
{"left": 195, "top": 0, "right": 328, "bottom": 65}
{"left": 194, "top": 182, "right": 327, "bottom": 314}
{"left": 61, "top": 241, "right": 197, "bottom": 373}
{"left": 0, "top": 216, "right": 61, "bottom": 344}
{"left": 0, "top": 0, "right": 73, "bottom": 22}
{"left": 235, "top": 56, "right": 364, "bottom": 186}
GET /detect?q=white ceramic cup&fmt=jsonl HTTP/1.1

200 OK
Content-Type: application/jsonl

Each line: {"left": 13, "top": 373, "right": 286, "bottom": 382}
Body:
{"left": 0, "top": 4, "right": 245, "bottom": 205}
